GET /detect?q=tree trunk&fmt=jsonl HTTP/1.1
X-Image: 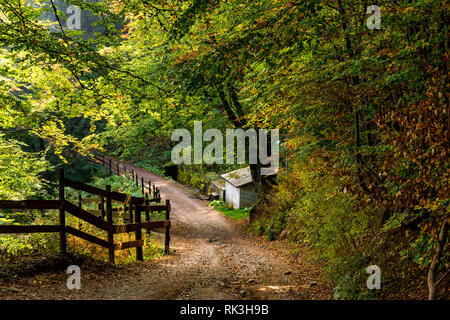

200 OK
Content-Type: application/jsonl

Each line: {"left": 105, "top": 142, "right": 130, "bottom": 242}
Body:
{"left": 427, "top": 219, "right": 448, "bottom": 300}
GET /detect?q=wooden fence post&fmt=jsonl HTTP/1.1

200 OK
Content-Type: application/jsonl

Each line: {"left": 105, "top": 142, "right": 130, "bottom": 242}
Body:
{"left": 128, "top": 202, "right": 133, "bottom": 223}
{"left": 165, "top": 199, "right": 171, "bottom": 254}
{"left": 135, "top": 203, "right": 143, "bottom": 261}
{"left": 58, "top": 168, "right": 67, "bottom": 255}
{"left": 132, "top": 170, "right": 134, "bottom": 182}
{"left": 78, "top": 194, "right": 83, "bottom": 230}
{"left": 105, "top": 185, "right": 114, "bottom": 264}
{"left": 100, "top": 196, "right": 105, "bottom": 220}
{"left": 141, "top": 177, "right": 144, "bottom": 195}
{"left": 144, "top": 193, "right": 150, "bottom": 222}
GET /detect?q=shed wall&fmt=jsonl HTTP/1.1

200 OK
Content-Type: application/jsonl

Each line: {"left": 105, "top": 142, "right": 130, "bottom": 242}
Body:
{"left": 239, "top": 184, "right": 258, "bottom": 208}
{"left": 225, "top": 182, "right": 240, "bottom": 209}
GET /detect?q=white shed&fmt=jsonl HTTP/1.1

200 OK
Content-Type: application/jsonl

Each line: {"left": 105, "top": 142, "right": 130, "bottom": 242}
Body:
{"left": 220, "top": 167, "right": 277, "bottom": 209}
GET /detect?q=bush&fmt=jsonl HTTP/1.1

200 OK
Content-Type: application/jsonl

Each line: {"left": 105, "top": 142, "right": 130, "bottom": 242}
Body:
{"left": 250, "top": 158, "right": 383, "bottom": 299}
{"left": 178, "top": 165, "right": 220, "bottom": 194}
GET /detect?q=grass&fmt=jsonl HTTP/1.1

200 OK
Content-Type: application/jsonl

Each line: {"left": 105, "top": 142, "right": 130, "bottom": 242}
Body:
{"left": 209, "top": 200, "right": 249, "bottom": 220}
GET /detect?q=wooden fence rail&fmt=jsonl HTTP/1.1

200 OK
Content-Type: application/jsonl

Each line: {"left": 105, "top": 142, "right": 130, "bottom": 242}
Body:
{"left": 90, "top": 153, "right": 161, "bottom": 202}
{"left": 0, "top": 168, "right": 171, "bottom": 264}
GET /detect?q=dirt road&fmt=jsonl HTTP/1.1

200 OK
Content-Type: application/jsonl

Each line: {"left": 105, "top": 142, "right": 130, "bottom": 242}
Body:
{"left": 0, "top": 156, "right": 332, "bottom": 300}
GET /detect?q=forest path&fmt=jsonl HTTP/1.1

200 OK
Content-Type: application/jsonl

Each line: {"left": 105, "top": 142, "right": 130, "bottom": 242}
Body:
{"left": 81, "top": 155, "right": 331, "bottom": 300}
{"left": 0, "top": 156, "right": 332, "bottom": 300}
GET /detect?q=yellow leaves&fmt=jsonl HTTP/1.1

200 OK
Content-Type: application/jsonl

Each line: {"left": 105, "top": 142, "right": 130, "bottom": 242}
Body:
{"left": 421, "top": 200, "right": 445, "bottom": 212}
{"left": 402, "top": 7, "right": 415, "bottom": 14}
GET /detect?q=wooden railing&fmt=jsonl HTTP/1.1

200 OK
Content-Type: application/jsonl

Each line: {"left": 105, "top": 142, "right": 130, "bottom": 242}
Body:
{"left": 89, "top": 153, "right": 161, "bottom": 201}
{"left": 0, "top": 168, "right": 170, "bottom": 264}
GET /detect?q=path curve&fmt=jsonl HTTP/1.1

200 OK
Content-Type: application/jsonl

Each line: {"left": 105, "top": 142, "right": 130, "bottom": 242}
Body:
{"left": 85, "top": 155, "right": 331, "bottom": 300}
{"left": 0, "top": 155, "right": 332, "bottom": 300}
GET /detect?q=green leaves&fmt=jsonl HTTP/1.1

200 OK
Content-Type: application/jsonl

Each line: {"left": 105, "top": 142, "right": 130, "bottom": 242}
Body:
{"left": 0, "top": 134, "right": 50, "bottom": 199}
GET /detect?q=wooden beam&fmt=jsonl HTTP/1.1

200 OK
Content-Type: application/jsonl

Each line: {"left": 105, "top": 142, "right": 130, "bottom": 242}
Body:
{"left": 65, "top": 179, "right": 141, "bottom": 205}
{"left": 87, "top": 209, "right": 102, "bottom": 216}
{"left": 135, "top": 205, "right": 143, "bottom": 261}
{"left": 135, "top": 204, "right": 170, "bottom": 212}
{"left": 66, "top": 226, "right": 112, "bottom": 249}
{"left": 114, "top": 239, "right": 144, "bottom": 250}
{"left": 165, "top": 199, "right": 171, "bottom": 254}
{"left": 65, "top": 178, "right": 107, "bottom": 197}
{"left": 81, "top": 197, "right": 101, "bottom": 204}
{"left": 109, "top": 192, "right": 145, "bottom": 205}
{"left": 59, "top": 168, "right": 67, "bottom": 254}
{"left": 112, "top": 220, "right": 170, "bottom": 234}
{"left": 106, "top": 185, "right": 115, "bottom": 264}
{"left": 64, "top": 201, "right": 112, "bottom": 232}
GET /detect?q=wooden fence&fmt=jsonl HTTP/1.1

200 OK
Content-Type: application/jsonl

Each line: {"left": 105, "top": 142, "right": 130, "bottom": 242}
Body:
{"left": 0, "top": 168, "right": 171, "bottom": 264}
{"left": 89, "top": 153, "right": 161, "bottom": 201}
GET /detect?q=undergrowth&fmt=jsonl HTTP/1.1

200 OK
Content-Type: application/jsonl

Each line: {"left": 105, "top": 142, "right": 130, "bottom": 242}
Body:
{"left": 248, "top": 159, "right": 439, "bottom": 300}
{"left": 209, "top": 200, "right": 249, "bottom": 221}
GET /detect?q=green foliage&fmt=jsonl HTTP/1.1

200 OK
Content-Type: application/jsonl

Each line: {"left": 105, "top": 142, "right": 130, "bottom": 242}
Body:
{"left": 209, "top": 200, "right": 249, "bottom": 221}
{"left": 0, "top": 214, "right": 60, "bottom": 263}
{"left": 0, "top": 0, "right": 448, "bottom": 299}
{"left": 90, "top": 175, "right": 142, "bottom": 197}
{"left": 135, "top": 159, "right": 166, "bottom": 177}
{"left": 178, "top": 165, "right": 218, "bottom": 194}
{"left": 0, "top": 134, "right": 50, "bottom": 199}
{"left": 250, "top": 159, "right": 382, "bottom": 298}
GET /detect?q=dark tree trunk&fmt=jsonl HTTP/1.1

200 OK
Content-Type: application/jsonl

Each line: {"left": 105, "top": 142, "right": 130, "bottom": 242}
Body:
{"left": 427, "top": 219, "right": 448, "bottom": 300}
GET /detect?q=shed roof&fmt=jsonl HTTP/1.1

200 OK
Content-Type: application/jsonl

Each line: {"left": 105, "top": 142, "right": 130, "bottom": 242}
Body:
{"left": 220, "top": 166, "right": 277, "bottom": 188}
{"left": 211, "top": 179, "right": 226, "bottom": 190}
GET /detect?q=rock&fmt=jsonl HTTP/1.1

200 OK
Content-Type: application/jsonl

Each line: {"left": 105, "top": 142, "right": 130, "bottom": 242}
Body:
{"left": 283, "top": 271, "right": 292, "bottom": 276}
{"left": 309, "top": 281, "right": 317, "bottom": 287}
{"left": 219, "top": 281, "right": 225, "bottom": 287}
